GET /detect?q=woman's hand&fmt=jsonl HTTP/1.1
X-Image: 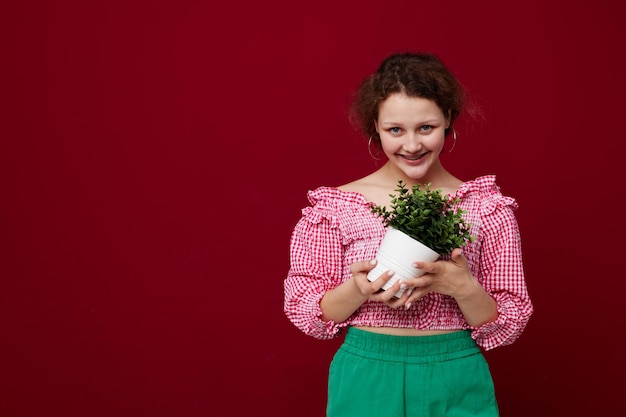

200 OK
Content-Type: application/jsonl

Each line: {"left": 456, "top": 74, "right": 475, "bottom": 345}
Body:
{"left": 402, "top": 248, "right": 475, "bottom": 308}
{"left": 320, "top": 258, "right": 408, "bottom": 322}
{"left": 400, "top": 248, "right": 498, "bottom": 326}
{"left": 350, "top": 260, "right": 411, "bottom": 309}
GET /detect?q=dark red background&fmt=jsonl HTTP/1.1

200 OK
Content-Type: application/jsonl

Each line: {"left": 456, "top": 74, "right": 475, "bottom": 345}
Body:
{"left": 2, "top": 1, "right": 624, "bottom": 416}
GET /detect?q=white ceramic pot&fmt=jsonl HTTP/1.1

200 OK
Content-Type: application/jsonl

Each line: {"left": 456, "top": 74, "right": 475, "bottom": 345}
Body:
{"left": 367, "top": 227, "right": 440, "bottom": 297}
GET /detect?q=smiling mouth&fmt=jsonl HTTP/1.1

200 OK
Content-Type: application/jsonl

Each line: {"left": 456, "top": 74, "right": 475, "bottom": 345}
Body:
{"left": 401, "top": 152, "right": 428, "bottom": 161}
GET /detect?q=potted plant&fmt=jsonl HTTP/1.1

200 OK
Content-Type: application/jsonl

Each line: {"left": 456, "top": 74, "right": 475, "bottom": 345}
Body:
{"left": 367, "top": 179, "right": 475, "bottom": 297}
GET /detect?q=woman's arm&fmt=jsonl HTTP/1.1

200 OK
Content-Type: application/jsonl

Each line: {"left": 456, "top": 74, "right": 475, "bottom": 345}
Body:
{"left": 320, "top": 260, "right": 402, "bottom": 322}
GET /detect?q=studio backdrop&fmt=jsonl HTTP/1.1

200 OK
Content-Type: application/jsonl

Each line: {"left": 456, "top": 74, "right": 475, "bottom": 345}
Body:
{"left": 2, "top": 1, "right": 624, "bottom": 416}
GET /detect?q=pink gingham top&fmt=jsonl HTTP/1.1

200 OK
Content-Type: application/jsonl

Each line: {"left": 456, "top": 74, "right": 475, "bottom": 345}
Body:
{"left": 283, "top": 175, "right": 533, "bottom": 350}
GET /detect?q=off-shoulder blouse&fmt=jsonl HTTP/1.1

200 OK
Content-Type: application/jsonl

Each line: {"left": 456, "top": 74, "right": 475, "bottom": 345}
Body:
{"left": 283, "top": 175, "right": 533, "bottom": 350}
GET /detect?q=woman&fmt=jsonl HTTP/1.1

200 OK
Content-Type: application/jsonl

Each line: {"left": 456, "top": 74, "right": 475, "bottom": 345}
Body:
{"left": 284, "top": 52, "right": 533, "bottom": 416}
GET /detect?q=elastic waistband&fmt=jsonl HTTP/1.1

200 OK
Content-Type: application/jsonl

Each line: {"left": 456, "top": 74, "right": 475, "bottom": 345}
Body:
{"left": 340, "top": 327, "right": 480, "bottom": 364}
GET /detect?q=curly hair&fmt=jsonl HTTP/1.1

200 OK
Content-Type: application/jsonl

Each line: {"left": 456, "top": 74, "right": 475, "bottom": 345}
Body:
{"left": 349, "top": 52, "right": 471, "bottom": 147}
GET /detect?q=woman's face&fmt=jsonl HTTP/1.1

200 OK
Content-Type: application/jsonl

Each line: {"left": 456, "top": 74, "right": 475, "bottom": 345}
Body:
{"left": 375, "top": 93, "right": 449, "bottom": 182}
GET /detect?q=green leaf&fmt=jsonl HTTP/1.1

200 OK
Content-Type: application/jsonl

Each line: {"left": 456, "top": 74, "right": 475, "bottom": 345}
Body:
{"left": 370, "top": 179, "right": 475, "bottom": 255}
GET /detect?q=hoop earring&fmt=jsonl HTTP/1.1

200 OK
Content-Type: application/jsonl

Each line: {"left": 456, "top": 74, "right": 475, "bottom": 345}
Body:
{"left": 368, "top": 136, "right": 381, "bottom": 160}
{"left": 448, "top": 129, "right": 457, "bottom": 153}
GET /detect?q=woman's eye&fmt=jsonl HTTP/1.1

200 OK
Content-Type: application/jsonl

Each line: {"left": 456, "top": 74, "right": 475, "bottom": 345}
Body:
{"left": 390, "top": 127, "right": 401, "bottom": 134}
{"left": 421, "top": 125, "right": 433, "bottom": 132}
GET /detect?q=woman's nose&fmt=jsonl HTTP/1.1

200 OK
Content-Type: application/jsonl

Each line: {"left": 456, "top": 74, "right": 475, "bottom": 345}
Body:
{"left": 402, "top": 133, "right": 421, "bottom": 153}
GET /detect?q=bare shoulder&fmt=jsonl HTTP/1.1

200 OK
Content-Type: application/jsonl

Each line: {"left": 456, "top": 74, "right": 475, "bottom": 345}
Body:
{"left": 440, "top": 177, "right": 464, "bottom": 196}
{"left": 338, "top": 174, "right": 395, "bottom": 207}
{"left": 337, "top": 172, "right": 379, "bottom": 194}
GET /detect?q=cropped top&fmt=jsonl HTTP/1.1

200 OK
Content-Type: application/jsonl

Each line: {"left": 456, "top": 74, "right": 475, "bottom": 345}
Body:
{"left": 283, "top": 175, "right": 533, "bottom": 350}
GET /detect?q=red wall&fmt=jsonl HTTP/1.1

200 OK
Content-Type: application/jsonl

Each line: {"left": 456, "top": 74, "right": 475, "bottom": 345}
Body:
{"left": 2, "top": 1, "right": 624, "bottom": 415}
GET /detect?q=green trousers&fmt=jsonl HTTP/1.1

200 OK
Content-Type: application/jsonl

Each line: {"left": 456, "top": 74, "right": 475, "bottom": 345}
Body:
{"left": 327, "top": 327, "right": 499, "bottom": 417}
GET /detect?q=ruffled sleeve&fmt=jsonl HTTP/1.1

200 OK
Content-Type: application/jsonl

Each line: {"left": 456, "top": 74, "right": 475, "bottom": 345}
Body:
{"left": 283, "top": 188, "right": 357, "bottom": 340}
{"left": 458, "top": 176, "right": 533, "bottom": 350}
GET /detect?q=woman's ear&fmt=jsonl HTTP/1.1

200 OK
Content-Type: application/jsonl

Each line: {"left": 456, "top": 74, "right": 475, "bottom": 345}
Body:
{"left": 374, "top": 120, "right": 379, "bottom": 135}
